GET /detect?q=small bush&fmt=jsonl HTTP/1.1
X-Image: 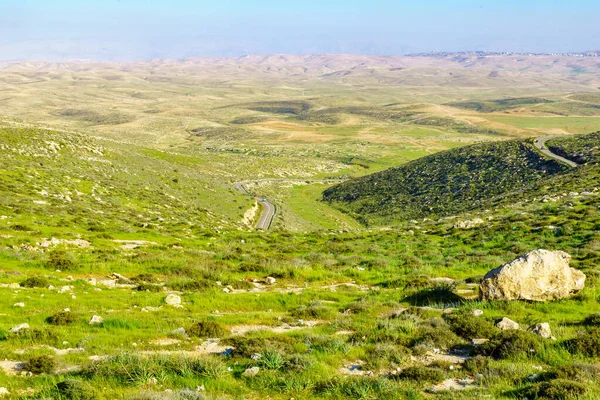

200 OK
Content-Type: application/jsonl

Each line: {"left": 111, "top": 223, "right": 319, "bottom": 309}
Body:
{"left": 46, "top": 311, "right": 79, "bottom": 326}
{"left": 396, "top": 366, "right": 445, "bottom": 383}
{"left": 284, "top": 354, "right": 313, "bottom": 373}
{"left": 21, "top": 276, "right": 49, "bottom": 288}
{"left": 259, "top": 350, "right": 286, "bottom": 370}
{"left": 582, "top": 313, "right": 600, "bottom": 326}
{"left": 190, "top": 356, "right": 228, "bottom": 379}
{"left": 291, "top": 302, "right": 335, "bottom": 319}
{"left": 565, "top": 329, "right": 600, "bottom": 357}
{"left": 25, "top": 355, "right": 57, "bottom": 374}
{"left": 135, "top": 283, "right": 163, "bottom": 292}
{"left": 477, "top": 330, "right": 541, "bottom": 360}
{"left": 445, "top": 312, "right": 498, "bottom": 339}
{"left": 187, "top": 321, "right": 228, "bottom": 338}
{"left": 53, "top": 379, "right": 97, "bottom": 400}
{"left": 522, "top": 379, "right": 586, "bottom": 399}
{"left": 463, "top": 355, "right": 490, "bottom": 374}
{"left": 167, "top": 278, "right": 212, "bottom": 292}
{"left": 45, "top": 250, "right": 77, "bottom": 271}
{"left": 132, "top": 273, "right": 157, "bottom": 283}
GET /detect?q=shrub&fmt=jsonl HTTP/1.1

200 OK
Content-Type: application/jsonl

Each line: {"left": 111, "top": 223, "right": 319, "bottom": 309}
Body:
{"left": 396, "top": 366, "right": 445, "bottom": 383}
{"left": 132, "top": 273, "right": 157, "bottom": 283}
{"left": 582, "top": 313, "right": 600, "bottom": 326}
{"left": 413, "top": 319, "right": 462, "bottom": 350}
{"left": 284, "top": 354, "right": 313, "bottom": 373}
{"left": 46, "top": 311, "right": 79, "bottom": 326}
{"left": 402, "top": 283, "right": 464, "bottom": 307}
{"left": 167, "top": 278, "right": 212, "bottom": 292}
{"left": 53, "top": 379, "right": 97, "bottom": 400}
{"left": 135, "top": 283, "right": 163, "bottom": 292}
{"left": 522, "top": 379, "right": 587, "bottom": 399}
{"left": 477, "top": 330, "right": 541, "bottom": 360}
{"left": 463, "top": 355, "right": 490, "bottom": 374}
{"left": 291, "top": 302, "right": 335, "bottom": 319}
{"left": 259, "top": 350, "right": 286, "bottom": 370}
{"left": 20, "top": 276, "right": 49, "bottom": 288}
{"left": 364, "top": 343, "right": 410, "bottom": 370}
{"left": 25, "top": 355, "right": 57, "bottom": 374}
{"left": 565, "top": 329, "right": 600, "bottom": 357}
{"left": 190, "top": 356, "right": 228, "bottom": 379}
{"left": 445, "top": 312, "right": 498, "bottom": 339}
{"left": 45, "top": 250, "right": 77, "bottom": 271}
{"left": 187, "top": 321, "right": 227, "bottom": 338}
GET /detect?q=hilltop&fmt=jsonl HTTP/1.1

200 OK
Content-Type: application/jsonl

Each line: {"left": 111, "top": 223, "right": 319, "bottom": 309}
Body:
{"left": 323, "top": 132, "right": 600, "bottom": 226}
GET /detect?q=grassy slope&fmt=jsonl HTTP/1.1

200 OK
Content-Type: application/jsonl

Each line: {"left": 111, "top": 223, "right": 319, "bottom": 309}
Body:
{"left": 323, "top": 139, "right": 568, "bottom": 225}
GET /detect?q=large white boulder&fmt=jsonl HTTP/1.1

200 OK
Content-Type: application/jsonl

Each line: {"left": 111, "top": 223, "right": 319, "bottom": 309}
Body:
{"left": 479, "top": 250, "right": 585, "bottom": 301}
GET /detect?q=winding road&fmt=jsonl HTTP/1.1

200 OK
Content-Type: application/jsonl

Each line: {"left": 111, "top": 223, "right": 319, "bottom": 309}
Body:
{"left": 533, "top": 136, "right": 579, "bottom": 168}
{"left": 234, "top": 178, "right": 347, "bottom": 230}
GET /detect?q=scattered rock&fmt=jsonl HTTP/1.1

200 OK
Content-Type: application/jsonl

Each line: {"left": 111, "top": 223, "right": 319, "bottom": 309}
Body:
{"left": 0, "top": 387, "right": 9, "bottom": 397}
{"left": 479, "top": 250, "right": 585, "bottom": 301}
{"left": 13, "top": 302, "right": 25, "bottom": 308}
{"left": 171, "top": 327, "right": 187, "bottom": 336}
{"left": 89, "top": 315, "right": 103, "bottom": 325}
{"left": 165, "top": 294, "right": 182, "bottom": 307}
{"left": 58, "top": 285, "right": 72, "bottom": 293}
{"left": 496, "top": 317, "right": 519, "bottom": 331}
{"left": 429, "top": 378, "right": 476, "bottom": 392}
{"left": 453, "top": 218, "right": 484, "bottom": 230}
{"left": 265, "top": 277, "right": 276, "bottom": 285}
{"left": 529, "top": 322, "right": 552, "bottom": 339}
{"left": 243, "top": 367, "right": 260, "bottom": 377}
{"left": 9, "top": 323, "right": 29, "bottom": 333}
{"left": 472, "top": 309, "right": 484, "bottom": 317}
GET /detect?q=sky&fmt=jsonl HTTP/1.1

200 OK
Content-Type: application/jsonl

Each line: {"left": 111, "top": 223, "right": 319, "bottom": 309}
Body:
{"left": 0, "top": 0, "right": 599, "bottom": 61}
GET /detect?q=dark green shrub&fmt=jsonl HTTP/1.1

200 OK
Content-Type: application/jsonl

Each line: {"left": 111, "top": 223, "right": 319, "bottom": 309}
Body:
{"left": 291, "top": 302, "right": 335, "bottom": 319}
{"left": 225, "top": 335, "right": 297, "bottom": 358}
{"left": 284, "top": 354, "right": 313, "bottom": 373}
{"left": 21, "top": 276, "right": 49, "bottom": 288}
{"left": 463, "top": 355, "right": 490, "bottom": 374}
{"left": 477, "top": 330, "right": 541, "bottom": 360}
{"left": 46, "top": 311, "right": 79, "bottom": 326}
{"left": 522, "top": 379, "right": 586, "bottom": 399}
{"left": 54, "top": 379, "right": 97, "bottom": 400}
{"left": 566, "top": 329, "right": 600, "bottom": 357}
{"left": 135, "top": 283, "right": 163, "bottom": 292}
{"left": 582, "top": 313, "right": 600, "bottom": 326}
{"left": 45, "top": 250, "right": 77, "bottom": 271}
{"left": 132, "top": 273, "right": 157, "bottom": 283}
{"left": 187, "top": 321, "right": 228, "bottom": 338}
{"left": 167, "top": 278, "right": 212, "bottom": 292}
{"left": 25, "top": 355, "right": 57, "bottom": 374}
{"left": 413, "top": 319, "right": 462, "bottom": 350}
{"left": 402, "top": 283, "right": 464, "bottom": 306}
{"left": 396, "top": 366, "right": 445, "bottom": 383}
{"left": 445, "top": 312, "right": 498, "bottom": 339}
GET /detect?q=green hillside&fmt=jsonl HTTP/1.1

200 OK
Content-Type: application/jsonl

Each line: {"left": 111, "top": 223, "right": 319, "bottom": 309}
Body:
{"left": 323, "top": 139, "right": 568, "bottom": 225}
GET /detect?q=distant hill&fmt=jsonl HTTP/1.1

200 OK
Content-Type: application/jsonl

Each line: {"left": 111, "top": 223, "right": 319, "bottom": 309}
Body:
{"left": 323, "top": 133, "right": 600, "bottom": 225}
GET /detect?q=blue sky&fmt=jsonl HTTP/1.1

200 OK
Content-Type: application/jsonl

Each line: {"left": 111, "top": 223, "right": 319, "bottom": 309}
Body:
{"left": 1, "top": 0, "right": 599, "bottom": 60}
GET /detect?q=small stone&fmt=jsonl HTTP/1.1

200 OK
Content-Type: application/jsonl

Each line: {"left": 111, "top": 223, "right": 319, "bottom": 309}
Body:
{"left": 8, "top": 283, "right": 19, "bottom": 289}
{"left": 164, "top": 294, "right": 181, "bottom": 306}
{"left": 243, "top": 366, "right": 260, "bottom": 377}
{"left": 529, "top": 322, "right": 552, "bottom": 339}
{"left": 0, "top": 387, "right": 9, "bottom": 397}
{"left": 472, "top": 309, "right": 484, "bottom": 317}
{"left": 9, "top": 323, "right": 29, "bottom": 333}
{"left": 89, "top": 315, "right": 104, "bottom": 325}
{"left": 58, "top": 285, "right": 71, "bottom": 293}
{"left": 472, "top": 338, "right": 489, "bottom": 345}
{"left": 222, "top": 287, "right": 230, "bottom": 293}
{"left": 265, "top": 277, "right": 276, "bottom": 285}
{"left": 496, "top": 317, "right": 519, "bottom": 331}
{"left": 87, "top": 278, "right": 97, "bottom": 286}
{"left": 13, "top": 302, "right": 25, "bottom": 308}
{"left": 171, "top": 327, "right": 187, "bottom": 336}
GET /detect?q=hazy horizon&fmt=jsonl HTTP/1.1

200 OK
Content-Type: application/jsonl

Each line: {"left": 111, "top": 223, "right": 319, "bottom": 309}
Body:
{"left": 1, "top": 0, "right": 599, "bottom": 62}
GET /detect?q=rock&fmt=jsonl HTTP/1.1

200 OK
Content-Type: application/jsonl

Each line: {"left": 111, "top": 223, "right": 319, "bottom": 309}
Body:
{"left": 453, "top": 218, "right": 484, "bottom": 230}
{"left": 265, "top": 277, "right": 276, "bottom": 285}
{"left": 9, "top": 323, "right": 29, "bottom": 333}
{"left": 165, "top": 294, "right": 181, "bottom": 306}
{"left": 9, "top": 283, "right": 20, "bottom": 289}
{"left": 472, "top": 338, "right": 489, "bottom": 345}
{"left": 87, "top": 278, "right": 97, "bottom": 286}
{"left": 0, "top": 387, "right": 9, "bottom": 397}
{"left": 58, "top": 285, "right": 72, "bottom": 293}
{"left": 89, "top": 315, "right": 104, "bottom": 325}
{"left": 472, "top": 309, "right": 484, "bottom": 317}
{"left": 479, "top": 250, "right": 585, "bottom": 301}
{"left": 171, "top": 327, "right": 187, "bottom": 336}
{"left": 529, "top": 322, "right": 552, "bottom": 339}
{"left": 243, "top": 367, "right": 260, "bottom": 377}
{"left": 13, "top": 303, "right": 25, "bottom": 308}
{"left": 496, "top": 317, "right": 519, "bottom": 331}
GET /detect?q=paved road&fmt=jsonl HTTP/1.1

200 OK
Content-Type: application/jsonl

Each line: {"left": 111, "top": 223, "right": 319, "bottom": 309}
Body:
{"left": 533, "top": 136, "right": 579, "bottom": 168}
{"left": 234, "top": 178, "right": 347, "bottom": 231}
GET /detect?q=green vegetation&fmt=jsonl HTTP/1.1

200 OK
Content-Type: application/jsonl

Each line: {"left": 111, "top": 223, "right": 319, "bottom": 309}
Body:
{"left": 448, "top": 97, "right": 553, "bottom": 113}
{"left": 323, "top": 138, "right": 566, "bottom": 224}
